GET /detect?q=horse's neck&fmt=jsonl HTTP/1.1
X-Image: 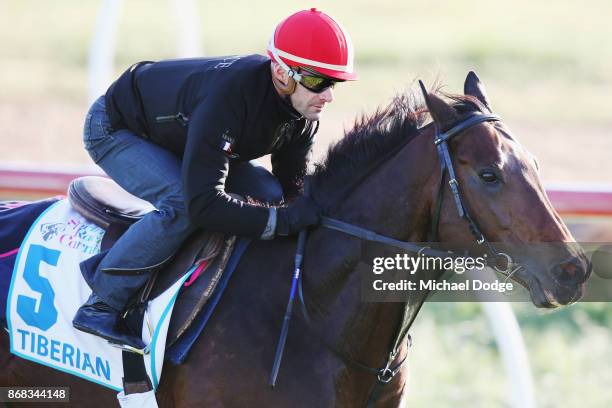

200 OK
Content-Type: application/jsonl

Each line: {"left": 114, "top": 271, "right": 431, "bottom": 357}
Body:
{"left": 341, "top": 130, "right": 439, "bottom": 241}
{"left": 303, "top": 128, "right": 438, "bottom": 379}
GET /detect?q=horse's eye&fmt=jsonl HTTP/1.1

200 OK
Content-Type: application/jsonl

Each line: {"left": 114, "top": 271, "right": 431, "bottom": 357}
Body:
{"left": 479, "top": 170, "right": 498, "bottom": 183}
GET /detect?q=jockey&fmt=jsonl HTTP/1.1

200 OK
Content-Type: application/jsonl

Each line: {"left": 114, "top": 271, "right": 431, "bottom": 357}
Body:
{"left": 72, "top": 8, "right": 357, "bottom": 350}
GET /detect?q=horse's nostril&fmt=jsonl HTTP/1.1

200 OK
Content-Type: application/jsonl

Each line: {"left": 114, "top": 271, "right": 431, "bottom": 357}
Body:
{"left": 554, "top": 256, "right": 585, "bottom": 285}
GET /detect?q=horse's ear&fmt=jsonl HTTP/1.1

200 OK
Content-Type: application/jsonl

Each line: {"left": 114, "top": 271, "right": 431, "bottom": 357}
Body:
{"left": 464, "top": 71, "right": 492, "bottom": 112}
{"left": 418, "top": 80, "right": 458, "bottom": 130}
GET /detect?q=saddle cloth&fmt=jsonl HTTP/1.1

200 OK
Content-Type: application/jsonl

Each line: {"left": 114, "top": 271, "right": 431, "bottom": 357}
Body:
{"left": 6, "top": 199, "right": 182, "bottom": 390}
{"left": 3, "top": 177, "right": 250, "bottom": 390}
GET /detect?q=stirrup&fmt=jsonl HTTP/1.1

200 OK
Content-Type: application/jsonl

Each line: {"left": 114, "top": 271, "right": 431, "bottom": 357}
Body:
{"left": 109, "top": 341, "right": 151, "bottom": 356}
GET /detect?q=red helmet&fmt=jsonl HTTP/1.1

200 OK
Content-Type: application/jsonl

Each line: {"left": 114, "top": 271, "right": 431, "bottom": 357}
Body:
{"left": 268, "top": 8, "right": 357, "bottom": 81}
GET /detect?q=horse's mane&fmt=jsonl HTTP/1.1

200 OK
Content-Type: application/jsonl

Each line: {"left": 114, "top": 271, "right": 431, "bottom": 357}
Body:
{"left": 310, "top": 86, "right": 485, "bottom": 211}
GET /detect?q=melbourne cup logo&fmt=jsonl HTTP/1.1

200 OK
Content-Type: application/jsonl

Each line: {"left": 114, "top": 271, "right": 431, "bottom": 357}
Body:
{"left": 39, "top": 217, "right": 103, "bottom": 255}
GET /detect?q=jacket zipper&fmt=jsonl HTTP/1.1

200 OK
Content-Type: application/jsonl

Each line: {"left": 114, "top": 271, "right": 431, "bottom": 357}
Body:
{"left": 155, "top": 112, "right": 189, "bottom": 126}
{"left": 268, "top": 122, "right": 292, "bottom": 152}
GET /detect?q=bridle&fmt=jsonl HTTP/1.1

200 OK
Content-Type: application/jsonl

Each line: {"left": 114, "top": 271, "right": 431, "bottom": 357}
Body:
{"left": 306, "top": 111, "right": 524, "bottom": 406}
{"left": 429, "top": 112, "right": 523, "bottom": 283}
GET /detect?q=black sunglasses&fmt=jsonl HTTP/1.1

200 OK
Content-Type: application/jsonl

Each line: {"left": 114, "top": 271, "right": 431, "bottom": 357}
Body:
{"left": 296, "top": 68, "right": 339, "bottom": 94}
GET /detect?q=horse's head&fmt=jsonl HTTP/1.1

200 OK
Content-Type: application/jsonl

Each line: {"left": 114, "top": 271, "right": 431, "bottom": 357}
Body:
{"left": 421, "top": 72, "right": 591, "bottom": 308}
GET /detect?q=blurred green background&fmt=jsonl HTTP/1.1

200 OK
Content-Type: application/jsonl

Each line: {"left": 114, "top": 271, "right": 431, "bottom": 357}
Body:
{"left": 1, "top": 0, "right": 612, "bottom": 182}
{"left": 1, "top": 1, "right": 611, "bottom": 406}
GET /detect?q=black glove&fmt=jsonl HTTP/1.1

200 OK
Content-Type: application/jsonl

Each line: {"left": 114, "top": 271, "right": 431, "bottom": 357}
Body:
{"left": 275, "top": 196, "right": 321, "bottom": 236}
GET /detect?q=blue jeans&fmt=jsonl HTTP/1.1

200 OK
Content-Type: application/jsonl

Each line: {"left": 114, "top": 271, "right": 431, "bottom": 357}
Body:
{"left": 83, "top": 96, "right": 282, "bottom": 310}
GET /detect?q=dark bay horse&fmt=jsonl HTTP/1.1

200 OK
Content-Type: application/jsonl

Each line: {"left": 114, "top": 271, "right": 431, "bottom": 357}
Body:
{"left": 0, "top": 72, "right": 591, "bottom": 407}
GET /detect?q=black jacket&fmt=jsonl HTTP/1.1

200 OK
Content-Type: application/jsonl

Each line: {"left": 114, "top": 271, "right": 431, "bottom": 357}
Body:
{"left": 104, "top": 54, "right": 317, "bottom": 237}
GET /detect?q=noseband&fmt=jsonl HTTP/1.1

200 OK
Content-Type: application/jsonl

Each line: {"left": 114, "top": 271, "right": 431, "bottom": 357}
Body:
{"left": 311, "top": 112, "right": 524, "bottom": 405}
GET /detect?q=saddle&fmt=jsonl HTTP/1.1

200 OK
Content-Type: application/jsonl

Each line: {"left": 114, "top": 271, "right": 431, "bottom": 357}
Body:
{"left": 67, "top": 176, "right": 235, "bottom": 347}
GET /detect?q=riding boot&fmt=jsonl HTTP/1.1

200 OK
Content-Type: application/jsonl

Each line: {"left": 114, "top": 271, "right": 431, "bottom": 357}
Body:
{"left": 72, "top": 292, "right": 146, "bottom": 351}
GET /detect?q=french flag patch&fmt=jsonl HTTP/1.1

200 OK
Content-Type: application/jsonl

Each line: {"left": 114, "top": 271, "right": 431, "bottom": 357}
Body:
{"left": 221, "top": 141, "right": 233, "bottom": 154}
{"left": 219, "top": 140, "right": 239, "bottom": 159}
{"left": 219, "top": 133, "right": 239, "bottom": 158}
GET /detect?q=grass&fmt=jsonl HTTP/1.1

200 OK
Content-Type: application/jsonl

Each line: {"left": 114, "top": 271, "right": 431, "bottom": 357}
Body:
{"left": 2, "top": 0, "right": 612, "bottom": 119}
{"left": 406, "top": 302, "right": 612, "bottom": 407}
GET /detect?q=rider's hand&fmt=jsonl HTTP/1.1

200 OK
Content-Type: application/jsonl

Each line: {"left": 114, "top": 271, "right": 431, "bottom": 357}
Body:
{"left": 275, "top": 196, "right": 321, "bottom": 236}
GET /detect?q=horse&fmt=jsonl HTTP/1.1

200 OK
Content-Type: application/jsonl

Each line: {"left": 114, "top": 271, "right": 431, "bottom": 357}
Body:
{"left": 0, "top": 72, "right": 591, "bottom": 407}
